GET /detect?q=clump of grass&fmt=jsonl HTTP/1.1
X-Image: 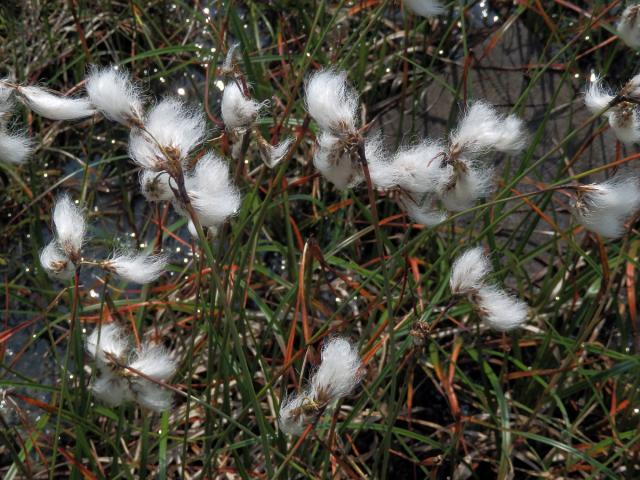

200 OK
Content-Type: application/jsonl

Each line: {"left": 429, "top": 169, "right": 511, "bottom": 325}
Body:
{"left": 1, "top": 2, "right": 640, "bottom": 479}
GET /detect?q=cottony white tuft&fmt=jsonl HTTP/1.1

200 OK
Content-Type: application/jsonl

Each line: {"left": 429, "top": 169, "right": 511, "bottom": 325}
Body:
{"left": 278, "top": 338, "right": 363, "bottom": 436}
{"left": 258, "top": 136, "right": 293, "bottom": 168}
{"left": 185, "top": 153, "right": 242, "bottom": 227}
{"left": 139, "top": 170, "right": 174, "bottom": 201}
{"left": 128, "top": 132, "right": 158, "bottom": 170}
{"left": 87, "top": 329, "right": 177, "bottom": 412}
{"left": 222, "top": 43, "right": 239, "bottom": 74}
{"left": 17, "top": 86, "right": 95, "bottom": 120}
{"left": 584, "top": 79, "right": 614, "bottom": 114}
{"left": 129, "top": 98, "right": 206, "bottom": 169}
{"left": 0, "top": 130, "right": 32, "bottom": 164}
{"left": 52, "top": 194, "right": 86, "bottom": 259}
{"left": 85, "top": 66, "right": 143, "bottom": 126}
{"left": 313, "top": 132, "right": 362, "bottom": 190}
{"left": 220, "top": 81, "right": 262, "bottom": 131}
{"left": 403, "top": 0, "right": 444, "bottom": 17}
{"left": 475, "top": 286, "right": 529, "bottom": 331}
{"left": 86, "top": 323, "right": 130, "bottom": 369}
{"left": 573, "top": 176, "right": 640, "bottom": 238}
{"left": 497, "top": 115, "right": 529, "bottom": 153}
{"left": 310, "top": 337, "right": 362, "bottom": 403}
{"left": 617, "top": 5, "right": 640, "bottom": 48}
{"left": 440, "top": 162, "right": 494, "bottom": 212}
{"left": 128, "top": 344, "right": 177, "bottom": 381}
{"left": 624, "top": 73, "right": 640, "bottom": 99}
{"left": 187, "top": 219, "right": 198, "bottom": 238}
{"left": 365, "top": 135, "right": 397, "bottom": 189}
{"left": 578, "top": 212, "right": 627, "bottom": 239}
{"left": 403, "top": 198, "right": 448, "bottom": 227}
{"left": 106, "top": 251, "right": 168, "bottom": 284}
{"left": 586, "top": 176, "right": 640, "bottom": 214}
{"left": 40, "top": 241, "right": 75, "bottom": 280}
{"left": 0, "top": 82, "right": 15, "bottom": 122}
{"left": 386, "top": 141, "right": 450, "bottom": 193}
{"left": 450, "top": 102, "right": 527, "bottom": 156}
{"left": 450, "top": 247, "right": 492, "bottom": 295}
{"left": 367, "top": 158, "right": 397, "bottom": 190}
{"left": 305, "top": 70, "right": 359, "bottom": 134}
{"left": 187, "top": 220, "right": 217, "bottom": 239}
{"left": 278, "top": 393, "right": 308, "bottom": 436}
{"left": 131, "top": 381, "right": 173, "bottom": 412}
{"left": 91, "top": 373, "right": 132, "bottom": 406}
{"left": 607, "top": 103, "right": 640, "bottom": 144}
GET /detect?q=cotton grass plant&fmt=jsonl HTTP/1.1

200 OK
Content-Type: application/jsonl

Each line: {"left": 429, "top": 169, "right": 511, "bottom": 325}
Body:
{"left": 1, "top": 1, "right": 640, "bottom": 479}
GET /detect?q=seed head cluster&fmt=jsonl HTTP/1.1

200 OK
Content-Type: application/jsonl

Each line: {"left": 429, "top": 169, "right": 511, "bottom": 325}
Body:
{"left": 86, "top": 324, "right": 177, "bottom": 412}
{"left": 278, "top": 338, "right": 362, "bottom": 435}
{"left": 450, "top": 247, "right": 529, "bottom": 332}
{"left": 3, "top": 3, "right": 639, "bottom": 438}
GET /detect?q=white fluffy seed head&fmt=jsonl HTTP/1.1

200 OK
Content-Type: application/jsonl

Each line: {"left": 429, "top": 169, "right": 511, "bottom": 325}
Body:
{"left": 40, "top": 241, "right": 75, "bottom": 280}
{"left": 85, "top": 66, "right": 143, "bottom": 126}
{"left": 403, "top": 197, "right": 448, "bottom": 227}
{"left": 187, "top": 219, "right": 198, "bottom": 238}
{"left": 364, "top": 134, "right": 388, "bottom": 168}
{"left": 368, "top": 159, "right": 397, "bottom": 189}
{"left": 128, "top": 343, "right": 177, "bottom": 381}
{"left": 258, "top": 136, "right": 293, "bottom": 168}
{"left": 0, "top": 82, "right": 15, "bottom": 122}
{"left": 475, "top": 286, "right": 529, "bottom": 332}
{"left": 17, "top": 86, "right": 95, "bottom": 120}
{"left": 88, "top": 332, "right": 176, "bottom": 412}
{"left": 608, "top": 103, "right": 640, "bottom": 144}
{"left": 617, "top": 6, "right": 640, "bottom": 48}
{"left": 450, "top": 247, "right": 492, "bottom": 295}
{"left": 185, "top": 153, "right": 242, "bottom": 227}
{"left": 221, "top": 81, "right": 262, "bottom": 131}
{"left": 139, "top": 170, "right": 174, "bottom": 202}
{"left": 450, "top": 102, "right": 528, "bottom": 156}
{"left": 589, "top": 176, "right": 640, "bottom": 214}
{"left": 91, "top": 373, "right": 132, "bottom": 407}
{"left": 130, "top": 98, "right": 206, "bottom": 169}
{"left": 278, "top": 393, "right": 309, "bottom": 436}
{"left": 107, "top": 251, "right": 168, "bottom": 284}
{"left": 403, "top": 0, "right": 445, "bottom": 17}
{"left": 357, "top": 134, "right": 391, "bottom": 189}
{"left": 440, "top": 164, "right": 494, "bottom": 212}
{"left": 625, "top": 73, "right": 640, "bottom": 99}
{"left": 0, "top": 81, "right": 13, "bottom": 104}
{"left": 497, "top": 115, "right": 528, "bottom": 153}
{"left": 52, "top": 194, "right": 86, "bottom": 259}
{"left": 366, "top": 136, "right": 398, "bottom": 190}
{"left": 222, "top": 43, "right": 239, "bottom": 74}
{"left": 584, "top": 79, "right": 614, "bottom": 114}
{"left": 128, "top": 131, "right": 160, "bottom": 170}
{"left": 310, "top": 337, "right": 362, "bottom": 404}
{"left": 305, "top": 69, "right": 359, "bottom": 135}
{"left": 576, "top": 210, "right": 626, "bottom": 239}
{"left": 0, "top": 130, "right": 32, "bottom": 164}
{"left": 131, "top": 380, "right": 173, "bottom": 412}
{"left": 188, "top": 220, "right": 216, "bottom": 239}
{"left": 313, "top": 132, "right": 362, "bottom": 190}
{"left": 388, "top": 141, "right": 451, "bottom": 193}
{"left": 574, "top": 176, "right": 640, "bottom": 238}
{"left": 86, "top": 323, "right": 130, "bottom": 369}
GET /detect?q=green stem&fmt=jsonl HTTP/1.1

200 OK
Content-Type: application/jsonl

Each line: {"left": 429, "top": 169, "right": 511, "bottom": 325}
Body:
{"left": 357, "top": 142, "right": 396, "bottom": 479}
